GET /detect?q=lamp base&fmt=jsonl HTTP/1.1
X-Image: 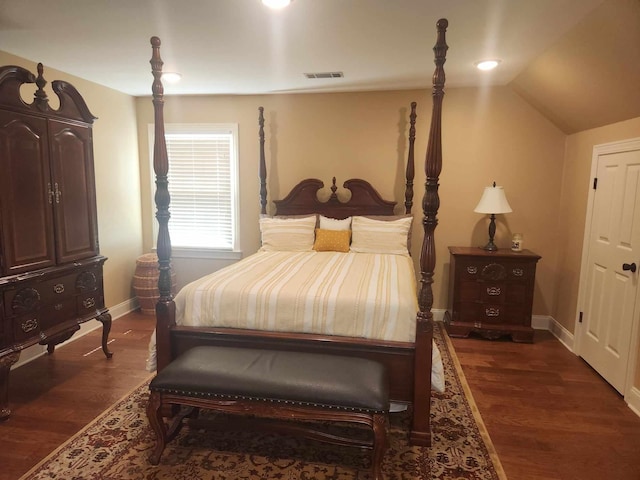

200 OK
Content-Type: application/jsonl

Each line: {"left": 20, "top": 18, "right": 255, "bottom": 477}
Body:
{"left": 481, "top": 241, "right": 498, "bottom": 252}
{"left": 482, "top": 214, "right": 498, "bottom": 252}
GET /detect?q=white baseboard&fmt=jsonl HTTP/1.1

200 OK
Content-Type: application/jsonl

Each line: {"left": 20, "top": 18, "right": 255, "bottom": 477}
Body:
{"left": 627, "top": 387, "right": 640, "bottom": 417}
{"left": 12, "top": 297, "right": 140, "bottom": 370}
{"left": 544, "top": 315, "right": 576, "bottom": 352}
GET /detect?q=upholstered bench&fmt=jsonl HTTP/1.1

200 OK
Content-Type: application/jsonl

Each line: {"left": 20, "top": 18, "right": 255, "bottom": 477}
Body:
{"left": 146, "top": 345, "right": 390, "bottom": 479}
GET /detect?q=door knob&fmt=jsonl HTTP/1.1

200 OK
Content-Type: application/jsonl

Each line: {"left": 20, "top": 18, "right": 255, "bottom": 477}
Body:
{"left": 622, "top": 262, "right": 637, "bottom": 273}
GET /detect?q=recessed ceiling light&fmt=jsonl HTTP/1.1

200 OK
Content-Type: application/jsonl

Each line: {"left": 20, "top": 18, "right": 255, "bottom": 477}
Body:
{"left": 262, "top": 0, "right": 292, "bottom": 9}
{"left": 161, "top": 72, "right": 182, "bottom": 83}
{"left": 475, "top": 60, "right": 501, "bottom": 71}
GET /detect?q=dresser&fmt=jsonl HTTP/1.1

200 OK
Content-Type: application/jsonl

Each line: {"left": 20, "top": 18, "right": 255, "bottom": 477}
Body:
{"left": 444, "top": 246, "right": 541, "bottom": 342}
{"left": 0, "top": 64, "right": 112, "bottom": 421}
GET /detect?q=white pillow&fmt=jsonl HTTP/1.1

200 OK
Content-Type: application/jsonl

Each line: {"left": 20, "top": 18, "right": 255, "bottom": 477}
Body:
{"left": 319, "top": 215, "right": 352, "bottom": 231}
{"left": 259, "top": 215, "right": 317, "bottom": 251}
{"left": 350, "top": 215, "right": 412, "bottom": 255}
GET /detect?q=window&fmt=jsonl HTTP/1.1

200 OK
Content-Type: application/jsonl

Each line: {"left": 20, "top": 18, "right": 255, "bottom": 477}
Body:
{"left": 149, "top": 123, "right": 240, "bottom": 257}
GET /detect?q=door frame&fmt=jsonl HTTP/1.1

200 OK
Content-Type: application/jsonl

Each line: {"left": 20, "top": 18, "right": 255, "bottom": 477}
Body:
{"left": 575, "top": 137, "right": 640, "bottom": 401}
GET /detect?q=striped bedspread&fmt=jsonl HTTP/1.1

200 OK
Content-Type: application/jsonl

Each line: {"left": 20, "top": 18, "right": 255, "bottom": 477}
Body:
{"left": 175, "top": 250, "right": 418, "bottom": 342}
{"left": 148, "top": 250, "right": 445, "bottom": 393}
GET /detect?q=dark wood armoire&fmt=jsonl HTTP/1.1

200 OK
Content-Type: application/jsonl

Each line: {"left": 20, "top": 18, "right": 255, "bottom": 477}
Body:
{"left": 0, "top": 63, "right": 112, "bottom": 421}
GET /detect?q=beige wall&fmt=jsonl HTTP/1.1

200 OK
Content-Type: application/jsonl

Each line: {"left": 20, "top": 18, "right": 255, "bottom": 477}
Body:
{"left": 0, "top": 51, "right": 144, "bottom": 310}
{"left": 136, "top": 86, "right": 566, "bottom": 313}
{"left": 558, "top": 116, "right": 640, "bottom": 387}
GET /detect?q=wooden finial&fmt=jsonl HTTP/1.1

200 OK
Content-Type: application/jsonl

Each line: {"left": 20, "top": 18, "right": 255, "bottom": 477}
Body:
{"left": 34, "top": 62, "right": 48, "bottom": 110}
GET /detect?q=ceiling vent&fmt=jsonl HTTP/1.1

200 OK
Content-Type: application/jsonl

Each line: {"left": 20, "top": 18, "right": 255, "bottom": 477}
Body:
{"left": 304, "top": 72, "right": 344, "bottom": 79}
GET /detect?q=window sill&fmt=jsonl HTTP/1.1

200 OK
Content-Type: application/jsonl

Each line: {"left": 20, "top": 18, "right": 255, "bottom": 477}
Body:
{"left": 154, "top": 248, "right": 242, "bottom": 260}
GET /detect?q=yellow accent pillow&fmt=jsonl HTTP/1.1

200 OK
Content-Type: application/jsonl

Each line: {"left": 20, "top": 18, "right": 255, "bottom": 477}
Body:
{"left": 313, "top": 228, "right": 351, "bottom": 253}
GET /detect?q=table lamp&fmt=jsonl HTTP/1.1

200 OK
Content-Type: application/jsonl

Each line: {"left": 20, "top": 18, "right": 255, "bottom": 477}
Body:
{"left": 474, "top": 181, "right": 512, "bottom": 251}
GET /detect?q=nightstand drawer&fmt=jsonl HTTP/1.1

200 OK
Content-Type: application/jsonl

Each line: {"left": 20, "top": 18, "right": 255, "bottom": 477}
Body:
{"left": 479, "top": 283, "right": 507, "bottom": 303}
{"left": 506, "top": 264, "right": 534, "bottom": 281}
{"left": 455, "top": 302, "right": 525, "bottom": 325}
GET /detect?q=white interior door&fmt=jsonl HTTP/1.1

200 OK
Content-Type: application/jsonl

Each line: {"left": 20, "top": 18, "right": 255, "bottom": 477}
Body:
{"left": 579, "top": 142, "right": 640, "bottom": 394}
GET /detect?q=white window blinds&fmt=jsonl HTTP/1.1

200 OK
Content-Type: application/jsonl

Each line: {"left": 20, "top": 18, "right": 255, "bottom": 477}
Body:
{"left": 160, "top": 124, "right": 239, "bottom": 250}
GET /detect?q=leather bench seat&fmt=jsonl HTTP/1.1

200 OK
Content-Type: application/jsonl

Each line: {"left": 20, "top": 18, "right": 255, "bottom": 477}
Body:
{"left": 149, "top": 345, "right": 389, "bottom": 412}
{"left": 146, "top": 345, "right": 390, "bottom": 479}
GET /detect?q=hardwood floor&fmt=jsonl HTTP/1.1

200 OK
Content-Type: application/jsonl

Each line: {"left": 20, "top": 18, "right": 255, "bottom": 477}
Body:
{"left": 2, "top": 314, "right": 639, "bottom": 479}
{"left": 0, "top": 311, "right": 156, "bottom": 480}
{"left": 451, "top": 330, "right": 640, "bottom": 480}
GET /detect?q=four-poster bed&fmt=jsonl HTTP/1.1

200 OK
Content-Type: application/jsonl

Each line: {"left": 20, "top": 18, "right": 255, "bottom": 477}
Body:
{"left": 149, "top": 18, "right": 448, "bottom": 446}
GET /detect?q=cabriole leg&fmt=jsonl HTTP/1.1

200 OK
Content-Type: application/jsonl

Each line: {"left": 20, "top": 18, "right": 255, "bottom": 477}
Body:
{"left": 0, "top": 352, "right": 20, "bottom": 421}
{"left": 97, "top": 312, "right": 113, "bottom": 359}
{"left": 146, "top": 391, "right": 167, "bottom": 465}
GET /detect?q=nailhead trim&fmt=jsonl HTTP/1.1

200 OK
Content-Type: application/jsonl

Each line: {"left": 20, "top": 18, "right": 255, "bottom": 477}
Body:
{"left": 150, "top": 387, "right": 387, "bottom": 414}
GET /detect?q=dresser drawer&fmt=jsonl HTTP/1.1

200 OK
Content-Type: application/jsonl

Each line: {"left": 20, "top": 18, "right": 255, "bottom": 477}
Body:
{"left": 12, "top": 313, "right": 42, "bottom": 343}
{"left": 3, "top": 266, "right": 103, "bottom": 317}
{"left": 75, "top": 267, "right": 102, "bottom": 292}
{"left": 11, "top": 298, "right": 77, "bottom": 344}
{"left": 33, "top": 273, "right": 78, "bottom": 306}
{"left": 41, "top": 298, "right": 78, "bottom": 328}
{"left": 4, "top": 286, "right": 42, "bottom": 317}
{"left": 3, "top": 273, "right": 74, "bottom": 316}
{"left": 77, "top": 291, "right": 105, "bottom": 315}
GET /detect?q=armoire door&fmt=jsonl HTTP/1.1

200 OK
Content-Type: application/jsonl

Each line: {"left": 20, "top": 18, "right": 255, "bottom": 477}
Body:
{"left": 48, "top": 119, "right": 99, "bottom": 264}
{"left": 0, "top": 110, "right": 56, "bottom": 275}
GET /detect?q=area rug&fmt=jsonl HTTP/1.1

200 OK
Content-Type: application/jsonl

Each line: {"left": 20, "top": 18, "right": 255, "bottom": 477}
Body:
{"left": 20, "top": 324, "right": 507, "bottom": 480}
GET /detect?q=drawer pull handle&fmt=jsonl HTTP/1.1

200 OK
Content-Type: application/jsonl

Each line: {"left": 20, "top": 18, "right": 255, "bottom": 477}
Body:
{"left": 54, "top": 303, "right": 63, "bottom": 311}
{"left": 487, "top": 286, "right": 501, "bottom": 296}
{"left": 53, "top": 283, "right": 65, "bottom": 294}
{"left": 486, "top": 307, "right": 500, "bottom": 317}
{"left": 83, "top": 297, "right": 96, "bottom": 309}
{"left": 466, "top": 266, "right": 478, "bottom": 274}
{"left": 513, "top": 268, "right": 524, "bottom": 277}
{"left": 21, "top": 318, "right": 38, "bottom": 333}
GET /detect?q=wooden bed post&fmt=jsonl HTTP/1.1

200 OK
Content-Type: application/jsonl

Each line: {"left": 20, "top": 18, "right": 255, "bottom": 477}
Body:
{"left": 258, "top": 106, "right": 267, "bottom": 215}
{"left": 150, "top": 37, "right": 176, "bottom": 373}
{"left": 410, "top": 18, "right": 448, "bottom": 447}
{"left": 404, "top": 101, "right": 417, "bottom": 215}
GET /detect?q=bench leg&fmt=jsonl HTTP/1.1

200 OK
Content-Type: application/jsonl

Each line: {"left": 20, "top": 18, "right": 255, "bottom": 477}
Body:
{"left": 166, "top": 406, "right": 197, "bottom": 442}
{"left": 371, "top": 413, "right": 388, "bottom": 480}
{"left": 146, "top": 391, "right": 167, "bottom": 465}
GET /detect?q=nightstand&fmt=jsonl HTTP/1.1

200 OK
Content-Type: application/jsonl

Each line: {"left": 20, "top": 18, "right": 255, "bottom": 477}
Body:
{"left": 444, "top": 246, "right": 541, "bottom": 342}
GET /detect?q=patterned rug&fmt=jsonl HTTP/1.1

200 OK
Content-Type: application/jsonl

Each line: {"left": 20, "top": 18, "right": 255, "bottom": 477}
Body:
{"left": 19, "top": 324, "right": 507, "bottom": 480}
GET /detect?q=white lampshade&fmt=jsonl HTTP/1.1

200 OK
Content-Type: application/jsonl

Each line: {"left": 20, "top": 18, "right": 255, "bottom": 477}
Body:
{"left": 474, "top": 184, "right": 512, "bottom": 214}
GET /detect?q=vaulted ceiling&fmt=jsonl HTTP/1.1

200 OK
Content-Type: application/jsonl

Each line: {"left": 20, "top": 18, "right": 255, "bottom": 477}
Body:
{"left": 0, "top": 0, "right": 637, "bottom": 134}
{"left": 511, "top": 0, "right": 640, "bottom": 133}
